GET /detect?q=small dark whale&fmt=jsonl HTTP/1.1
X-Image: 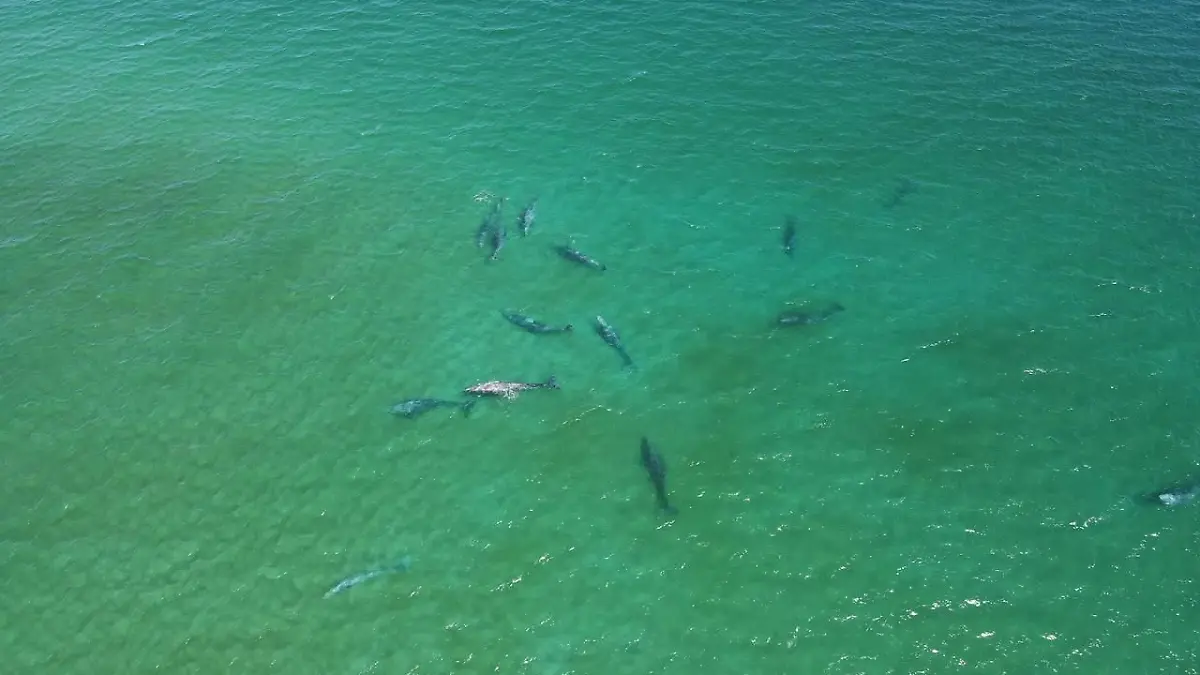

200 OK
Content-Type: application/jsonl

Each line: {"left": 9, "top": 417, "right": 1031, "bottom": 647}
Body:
{"left": 475, "top": 197, "right": 504, "bottom": 248}
{"left": 475, "top": 220, "right": 491, "bottom": 248}
{"left": 884, "top": 178, "right": 917, "bottom": 209}
{"left": 554, "top": 243, "right": 606, "bottom": 271}
{"left": 640, "top": 436, "right": 677, "bottom": 516}
{"left": 517, "top": 197, "right": 538, "bottom": 237}
{"left": 1139, "top": 480, "right": 1200, "bottom": 507}
{"left": 594, "top": 315, "right": 634, "bottom": 368}
{"left": 777, "top": 302, "right": 845, "bottom": 327}
{"left": 488, "top": 220, "right": 507, "bottom": 261}
{"left": 501, "top": 310, "right": 573, "bottom": 335}
{"left": 389, "top": 398, "right": 475, "bottom": 419}
{"left": 782, "top": 215, "right": 797, "bottom": 257}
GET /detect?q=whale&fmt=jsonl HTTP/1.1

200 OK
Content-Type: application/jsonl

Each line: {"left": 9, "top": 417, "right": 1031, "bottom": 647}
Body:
{"left": 554, "top": 243, "right": 606, "bottom": 271}
{"left": 777, "top": 302, "right": 844, "bottom": 327}
{"left": 501, "top": 310, "right": 573, "bottom": 335}
{"left": 389, "top": 398, "right": 475, "bottom": 419}
{"left": 640, "top": 436, "right": 677, "bottom": 516}
{"left": 518, "top": 197, "right": 538, "bottom": 236}
{"left": 594, "top": 315, "right": 634, "bottom": 369}
{"left": 1139, "top": 480, "right": 1200, "bottom": 507}
{"left": 782, "top": 215, "right": 797, "bottom": 257}
{"left": 464, "top": 376, "right": 560, "bottom": 399}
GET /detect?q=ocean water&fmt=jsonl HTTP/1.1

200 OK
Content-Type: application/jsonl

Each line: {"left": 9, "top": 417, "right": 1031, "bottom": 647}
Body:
{"left": 3, "top": 0, "right": 1200, "bottom": 672}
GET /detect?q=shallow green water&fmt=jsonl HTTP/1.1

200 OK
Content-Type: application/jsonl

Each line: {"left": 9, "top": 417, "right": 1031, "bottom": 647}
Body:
{"left": 3, "top": 1, "right": 1200, "bottom": 673}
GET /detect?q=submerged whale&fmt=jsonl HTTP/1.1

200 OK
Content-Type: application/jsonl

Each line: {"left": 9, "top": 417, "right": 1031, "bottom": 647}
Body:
{"left": 1139, "top": 480, "right": 1200, "bottom": 507}
{"left": 389, "top": 398, "right": 475, "bottom": 419}
{"left": 640, "top": 436, "right": 677, "bottom": 516}
{"left": 501, "top": 310, "right": 573, "bottom": 335}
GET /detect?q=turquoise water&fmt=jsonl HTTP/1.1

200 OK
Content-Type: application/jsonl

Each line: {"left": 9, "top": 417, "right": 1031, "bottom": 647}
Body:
{"left": 3, "top": 0, "right": 1200, "bottom": 672}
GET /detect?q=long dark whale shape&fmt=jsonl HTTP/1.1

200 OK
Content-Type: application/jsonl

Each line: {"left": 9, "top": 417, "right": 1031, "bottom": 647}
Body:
{"left": 777, "top": 302, "right": 844, "bottom": 327}
{"left": 884, "top": 177, "right": 917, "bottom": 209}
{"left": 782, "top": 215, "right": 797, "bottom": 257}
{"left": 389, "top": 398, "right": 475, "bottom": 419}
{"left": 501, "top": 310, "right": 573, "bottom": 334}
{"left": 554, "top": 243, "right": 606, "bottom": 271}
{"left": 640, "top": 436, "right": 677, "bottom": 516}
{"left": 487, "top": 219, "right": 507, "bottom": 261}
{"left": 476, "top": 197, "right": 505, "bottom": 247}
{"left": 594, "top": 315, "right": 634, "bottom": 368}
{"left": 518, "top": 197, "right": 538, "bottom": 236}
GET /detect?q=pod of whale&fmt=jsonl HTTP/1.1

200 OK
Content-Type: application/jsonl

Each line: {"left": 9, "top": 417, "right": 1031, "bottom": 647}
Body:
{"left": 336, "top": 192, "right": 1182, "bottom": 602}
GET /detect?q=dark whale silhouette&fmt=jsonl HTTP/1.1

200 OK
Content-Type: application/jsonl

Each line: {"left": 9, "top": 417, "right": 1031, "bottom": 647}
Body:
{"left": 475, "top": 197, "right": 504, "bottom": 248}
{"left": 501, "top": 310, "right": 573, "bottom": 334}
{"left": 389, "top": 398, "right": 475, "bottom": 419}
{"left": 782, "top": 216, "right": 797, "bottom": 257}
{"left": 594, "top": 315, "right": 634, "bottom": 368}
{"left": 640, "top": 436, "right": 677, "bottom": 516}
{"left": 884, "top": 178, "right": 917, "bottom": 209}
{"left": 777, "top": 302, "right": 844, "bottom": 327}
{"left": 554, "top": 243, "right": 606, "bottom": 271}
